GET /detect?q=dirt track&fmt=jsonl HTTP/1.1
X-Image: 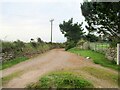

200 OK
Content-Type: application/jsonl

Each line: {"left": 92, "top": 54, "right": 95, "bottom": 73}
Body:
{"left": 2, "top": 49, "right": 118, "bottom": 88}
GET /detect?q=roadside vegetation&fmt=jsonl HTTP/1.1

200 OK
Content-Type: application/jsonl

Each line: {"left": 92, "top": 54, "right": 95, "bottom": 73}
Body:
{"left": 27, "top": 71, "right": 93, "bottom": 88}
{"left": 1, "top": 56, "right": 28, "bottom": 70}
{"left": 68, "top": 48, "right": 118, "bottom": 70}
{"left": 1, "top": 38, "right": 64, "bottom": 70}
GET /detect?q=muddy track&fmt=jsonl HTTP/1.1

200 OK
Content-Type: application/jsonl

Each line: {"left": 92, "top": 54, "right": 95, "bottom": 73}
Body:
{"left": 1, "top": 49, "right": 118, "bottom": 88}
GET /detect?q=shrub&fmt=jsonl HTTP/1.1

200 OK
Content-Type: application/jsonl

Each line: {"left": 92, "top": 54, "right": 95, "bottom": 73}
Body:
{"left": 30, "top": 42, "right": 37, "bottom": 48}
{"left": 65, "top": 41, "right": 76, "bottom": 51}
{"left": 2, "top": 41, "right": 14, "bottom": 53}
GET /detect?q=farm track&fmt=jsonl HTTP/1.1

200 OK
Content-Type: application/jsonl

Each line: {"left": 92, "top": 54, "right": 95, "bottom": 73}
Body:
{"left": 1, "top": 49, "right": 118, "bottom": 88}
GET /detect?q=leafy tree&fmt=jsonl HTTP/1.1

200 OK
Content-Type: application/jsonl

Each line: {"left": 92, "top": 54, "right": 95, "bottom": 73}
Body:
{"left": 85, "top": 33, "right": 99, "bottom": 42}
{"left": 81, "top": 1, "right": 120, "bottom": 44}
{"left": 59, "top": 18, "right": 84, "bottom": 50}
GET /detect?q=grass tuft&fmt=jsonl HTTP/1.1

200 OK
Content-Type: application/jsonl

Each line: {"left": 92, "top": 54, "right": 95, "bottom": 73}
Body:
{"left": 27, "top": 71, "right": 94, "bottom": 88}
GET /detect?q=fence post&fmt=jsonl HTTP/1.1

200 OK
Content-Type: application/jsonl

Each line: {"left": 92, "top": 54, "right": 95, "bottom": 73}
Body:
{"left": 117, "top": 44, "right": 120, "bottom": 65}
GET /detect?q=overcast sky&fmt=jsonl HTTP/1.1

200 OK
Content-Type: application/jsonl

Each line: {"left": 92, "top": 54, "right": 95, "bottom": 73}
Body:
{"left": 0, "top": 0, "right": 86, "bottom": 42}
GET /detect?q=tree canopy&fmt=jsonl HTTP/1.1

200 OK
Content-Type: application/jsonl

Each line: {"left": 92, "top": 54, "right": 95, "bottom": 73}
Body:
{"left": 85, "top": 33, "right": 99, "bottom": 42}
{"left": 81, "top": 2, "right": 120, "bottom": 43}
{"left": 59, "top": 18, "right": 84, "bottom": 43}
{"left": 59, "top": 18, "right": 84, "bottom": 50}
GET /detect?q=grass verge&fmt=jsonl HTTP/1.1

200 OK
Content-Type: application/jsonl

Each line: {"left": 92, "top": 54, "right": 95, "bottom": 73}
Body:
{"left": 68, "top": 48, "right": 118, "bottom": 70}
{"left": 2, "top": 70, "right": 23, "bottom": 85}
{"left": 81, "top": 66, "right": 118, "bottom": 84}
{"left": 1, "top": 56, "right": 29, "bottom": 70}
{"left": 27, "top": 71, "right": 94, "bottom": 88}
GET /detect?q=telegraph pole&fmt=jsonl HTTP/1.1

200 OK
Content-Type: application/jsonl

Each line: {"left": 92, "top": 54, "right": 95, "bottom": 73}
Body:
{"left": 50, "top": 19, "right": 54, "bottom": 43}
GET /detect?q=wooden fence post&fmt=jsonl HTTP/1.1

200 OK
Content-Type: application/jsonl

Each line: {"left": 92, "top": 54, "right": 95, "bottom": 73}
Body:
{"left": 117, "top": 44, "right": 120, "bottom": 65}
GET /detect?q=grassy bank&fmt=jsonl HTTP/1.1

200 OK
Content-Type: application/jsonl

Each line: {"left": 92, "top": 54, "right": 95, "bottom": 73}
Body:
{"left": 68, "top": 48, "right": 118, "bottom": 70}
{"left": 1, "top": 56, "right": 28, "bottom": 70}
{"left": 27, "top": 71, "right": 93, "bottom": 88}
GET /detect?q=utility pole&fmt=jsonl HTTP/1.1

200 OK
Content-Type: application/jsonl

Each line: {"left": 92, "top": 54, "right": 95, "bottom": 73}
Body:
{"left": 50, "top": 19, "right": 54, "bottom": 43}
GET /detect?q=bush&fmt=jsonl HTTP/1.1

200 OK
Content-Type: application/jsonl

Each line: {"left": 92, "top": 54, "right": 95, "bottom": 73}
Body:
{"left": 30, "top": 42, "right": 37, "bottom": 48}
{"left": 65, "top": 41, "right": 76, "bottom": 51}
{"left": 2, "top": 41, "right": 14, "bottom": 53}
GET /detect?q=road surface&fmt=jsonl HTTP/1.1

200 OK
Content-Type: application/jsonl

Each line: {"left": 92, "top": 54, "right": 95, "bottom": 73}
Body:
{"left": 1, "top": 49, "right": 118, "bottom": 88}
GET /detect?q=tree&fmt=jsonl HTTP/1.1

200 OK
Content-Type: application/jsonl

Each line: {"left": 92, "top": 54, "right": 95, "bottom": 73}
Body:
{"left": 85, "top": 33, "right": 99, "bottom": 42}
{"left": 59, "top": 18, "right": 84, "bottom": 50}
{"left": 81, "top": 1, "right": 120, "bottom": 44}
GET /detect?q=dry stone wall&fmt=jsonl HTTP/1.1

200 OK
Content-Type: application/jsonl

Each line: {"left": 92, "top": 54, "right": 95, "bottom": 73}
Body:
{"left": 105, "top": 48, "right": 117, "bottom": 62}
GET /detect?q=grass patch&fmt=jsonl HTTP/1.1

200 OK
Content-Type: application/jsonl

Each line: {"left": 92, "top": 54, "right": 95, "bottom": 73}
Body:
{"left": 82, "top": 66, "right": 118, "bottom": 84}
{"left": 1, "top": 56, "right": 29, "bottom": 70}
{"left": 2, "top": 70, "right": 23, "bottom": 85}
{"left": 68, "top": 48, "right": 118, "bottom": 70}
{"left": 27, "top": 71, "right": 93, "bottom": 88}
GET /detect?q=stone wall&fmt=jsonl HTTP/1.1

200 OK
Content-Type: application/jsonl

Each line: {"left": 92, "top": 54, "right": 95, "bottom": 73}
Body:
{"left": 77, "top": 42, "right": 117, "bottom": 62}
{"left": 105, "top": 48, "right": 117, "bottom": 62}
{"left": 2, "top": 52, "right": 15, "bottom": 63}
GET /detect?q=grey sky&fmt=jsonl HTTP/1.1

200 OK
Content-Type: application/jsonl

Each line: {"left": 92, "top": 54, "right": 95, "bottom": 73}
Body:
{"left": 0, "top": 0, "right": 86, "bottom": 42}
